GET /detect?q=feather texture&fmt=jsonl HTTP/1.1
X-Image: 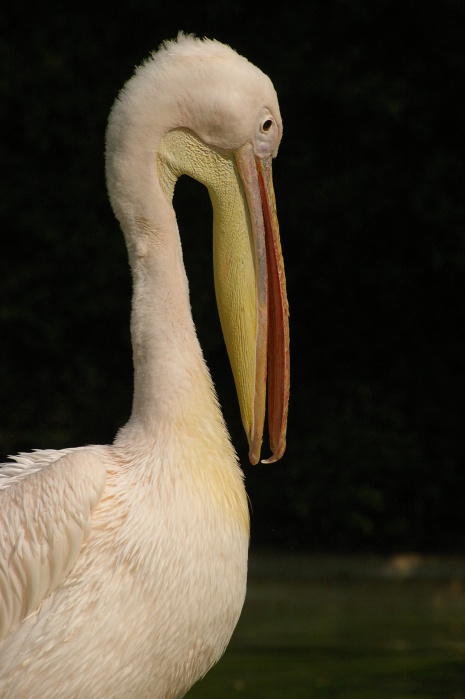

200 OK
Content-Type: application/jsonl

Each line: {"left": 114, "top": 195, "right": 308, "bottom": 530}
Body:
{"left": 0, "top": 448, "right": 106, "bottom": 641}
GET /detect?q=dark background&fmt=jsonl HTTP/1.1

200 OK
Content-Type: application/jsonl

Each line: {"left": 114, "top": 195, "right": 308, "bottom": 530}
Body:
{"left": 1, "top": 1, "right": 464, "bottom": 553}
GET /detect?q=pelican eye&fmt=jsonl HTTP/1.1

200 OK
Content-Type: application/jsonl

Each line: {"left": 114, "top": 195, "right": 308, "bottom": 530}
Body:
{"left": 254, "top": 112, "right": 279, "bottom": 157}
{"left": 261, "top": 118, "right": 273, "bottom": 133}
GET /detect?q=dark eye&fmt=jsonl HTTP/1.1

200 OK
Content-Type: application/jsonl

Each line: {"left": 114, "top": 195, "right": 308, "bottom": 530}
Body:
{"left": 262, "top": 118, "right": 273, "bottom": 132}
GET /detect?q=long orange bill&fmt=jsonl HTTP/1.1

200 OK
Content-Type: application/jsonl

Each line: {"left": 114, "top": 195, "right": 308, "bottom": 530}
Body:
{"left": 235, "top": 145, "right": 290, "bottom": 464}
{"left": 257, "top": 156, "right": 290, "bottom": 463}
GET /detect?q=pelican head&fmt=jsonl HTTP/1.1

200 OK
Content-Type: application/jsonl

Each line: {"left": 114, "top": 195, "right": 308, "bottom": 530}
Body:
{"left": 106, "top": 35, "right": 289, "bottom": 464}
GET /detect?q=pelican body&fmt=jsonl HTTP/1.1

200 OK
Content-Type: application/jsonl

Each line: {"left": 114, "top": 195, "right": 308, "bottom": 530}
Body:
{"left": 0, "top": 36, "right": 289, "bottom": 698}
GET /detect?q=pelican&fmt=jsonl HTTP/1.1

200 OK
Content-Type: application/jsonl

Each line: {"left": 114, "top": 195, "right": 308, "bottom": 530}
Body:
{"left": 0, "top": 35, "right": 289, "bottom": 698}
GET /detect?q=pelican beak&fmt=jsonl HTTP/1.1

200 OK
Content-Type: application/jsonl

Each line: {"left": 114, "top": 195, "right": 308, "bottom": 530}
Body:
{"left": 213, "top": 142, "right": 289, "bottom": 465}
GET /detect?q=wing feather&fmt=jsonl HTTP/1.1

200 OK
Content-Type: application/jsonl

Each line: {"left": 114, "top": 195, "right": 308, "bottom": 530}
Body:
{"left": 0, "top": 448, "right": 106, "bottom": 641}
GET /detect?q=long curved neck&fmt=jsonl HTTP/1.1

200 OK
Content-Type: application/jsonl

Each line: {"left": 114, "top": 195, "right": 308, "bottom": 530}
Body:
{"left": 106, "top": 134, "right": 213, "bottom": 439}
{"left": 127, "top": 215, "right": 208, "bottom": 431}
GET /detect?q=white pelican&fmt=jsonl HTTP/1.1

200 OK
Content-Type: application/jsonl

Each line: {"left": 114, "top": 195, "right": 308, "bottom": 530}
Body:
{"left": 0, "top": 35, "right": 289, "bottom": 698}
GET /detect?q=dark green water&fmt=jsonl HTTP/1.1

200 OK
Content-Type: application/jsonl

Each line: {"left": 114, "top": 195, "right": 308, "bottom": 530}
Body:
{"left": 187, "top": 555, "right": 465, "bottom": 698}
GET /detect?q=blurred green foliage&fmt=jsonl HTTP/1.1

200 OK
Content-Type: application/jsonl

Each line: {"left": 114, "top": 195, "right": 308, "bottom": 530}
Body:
{"left": 1, "top": 1, "right": 464, "bottom": 551}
